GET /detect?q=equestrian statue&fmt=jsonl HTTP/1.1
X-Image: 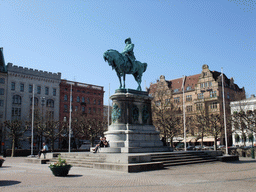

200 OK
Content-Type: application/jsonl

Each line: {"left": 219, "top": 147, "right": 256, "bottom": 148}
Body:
{"left": 103, "top": 38, "right": 147, "bottom": 91}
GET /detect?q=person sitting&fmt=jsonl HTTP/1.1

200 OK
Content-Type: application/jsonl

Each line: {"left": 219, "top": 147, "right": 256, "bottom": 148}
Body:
{"left": 38, "top": 142, "right": 48, "bottom": 159}
{"left": 93, "top": 137, "right": 104, "bottom": 153}
{"left": 102, "top": 137, "right": 109, "bottom": 147}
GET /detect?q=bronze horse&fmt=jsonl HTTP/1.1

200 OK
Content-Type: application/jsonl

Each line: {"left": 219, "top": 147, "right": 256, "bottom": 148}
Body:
{"left": 103, "top": 49, "right": 147, "bottom": 91}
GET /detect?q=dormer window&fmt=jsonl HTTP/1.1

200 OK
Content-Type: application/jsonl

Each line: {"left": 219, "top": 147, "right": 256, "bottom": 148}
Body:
{"left": 173, "top": 89, "right": 179, "bottom": 93}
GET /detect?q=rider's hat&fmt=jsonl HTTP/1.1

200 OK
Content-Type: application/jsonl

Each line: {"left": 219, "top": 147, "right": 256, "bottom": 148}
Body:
{"left": 125, "top": 37, "right": 131, "bottom": 43}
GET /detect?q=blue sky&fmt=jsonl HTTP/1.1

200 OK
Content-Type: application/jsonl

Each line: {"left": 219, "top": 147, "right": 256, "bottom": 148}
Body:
{"left": 1, "top": 0, "right": 255, "bottom": 104}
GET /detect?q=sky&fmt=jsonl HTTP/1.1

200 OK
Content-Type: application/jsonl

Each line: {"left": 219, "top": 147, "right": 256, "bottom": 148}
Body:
{"left": 0, "top": 0, "right": 255, "bottom": 105}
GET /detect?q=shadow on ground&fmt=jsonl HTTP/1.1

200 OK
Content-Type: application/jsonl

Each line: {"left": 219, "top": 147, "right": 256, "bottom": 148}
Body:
{"left": 62, "top": 174, "right": 83, "bottom": 178}
{"left": 226, "top": 160, "right": 256, "bottom": 164}
{"left": 0, "top": 180, "right": 21, "bottom": 187}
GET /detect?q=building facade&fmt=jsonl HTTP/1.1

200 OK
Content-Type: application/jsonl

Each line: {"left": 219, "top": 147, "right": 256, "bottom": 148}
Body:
{"left": 5, "top": 63, "right": 61, "bottom": 149}
{"left": 148, "top": 64, "right": 246, "bottom": 146}
{"left": 230, "top": 95, "right": 256, "bottom": 147}
{"left": 59, "top": 80, "right": 104, "bottom": 123}
{"left": 0, "top": 48, "right": 7, "bottom": 153}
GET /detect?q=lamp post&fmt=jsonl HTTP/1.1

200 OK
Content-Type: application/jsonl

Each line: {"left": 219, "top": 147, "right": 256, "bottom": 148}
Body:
{"left": 31, "top": 84, "right": 35, "bottom": 156}
{"left": 221, "top": 67, "right": 228, "bottom": 155}
{"left": 68, "top": 83, "right": 72, "bottom": 153}
{"left": 182, "top": 75, "right": 186, "bottom": 151}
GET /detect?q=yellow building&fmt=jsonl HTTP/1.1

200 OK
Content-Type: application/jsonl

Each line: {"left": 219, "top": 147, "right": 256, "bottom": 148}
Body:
{"left": 148, "top": 64, "right": 245, "bottom": 146}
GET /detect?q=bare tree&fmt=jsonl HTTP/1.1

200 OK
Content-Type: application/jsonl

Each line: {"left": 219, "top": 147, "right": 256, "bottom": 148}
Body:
{"left": 151, "top": 88, "right": 181, "bottom": 147}
{"left": 4, "top": 120, "right": 29, "bottom": 157}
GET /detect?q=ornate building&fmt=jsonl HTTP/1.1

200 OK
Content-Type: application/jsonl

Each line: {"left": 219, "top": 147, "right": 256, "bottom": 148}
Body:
{"left": 148, "top": 64, "right": 246, "bottom": 146}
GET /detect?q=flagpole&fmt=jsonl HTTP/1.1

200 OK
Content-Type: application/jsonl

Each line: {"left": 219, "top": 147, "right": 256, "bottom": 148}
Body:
{"left": 221, "top": 68, "right": 228, "bottom": 155}
{"left": 68, "top": 83, "right": 72, "bottom": 153}
{"left": 183, "top": 75, "right": 186, "bottom": 151}
{"left": 31, "top": 84, "right": 35, "bottom": 156}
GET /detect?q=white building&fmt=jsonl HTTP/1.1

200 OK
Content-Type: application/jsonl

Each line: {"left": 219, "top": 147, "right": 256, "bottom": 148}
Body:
{"left": 230, "top": 95, "right": 256, "bottom": 147}
{"left": 5, "top": 63, "right": 61, "bottom": 149}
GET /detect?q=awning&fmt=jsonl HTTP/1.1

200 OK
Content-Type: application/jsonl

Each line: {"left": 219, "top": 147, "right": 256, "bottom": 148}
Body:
{"left": 197, "top": 137, "right": 214, "bottom": 142}
{"left": 181, "top": 137, "right": 198, "bottom": 143}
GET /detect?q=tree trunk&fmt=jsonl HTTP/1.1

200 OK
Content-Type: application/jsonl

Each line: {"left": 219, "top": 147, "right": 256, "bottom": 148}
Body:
{"left": 214, "top": 136, "right": 217, "bottom": 151}
{"left": 11, "top": 138, "right": 15, "bottom": 157}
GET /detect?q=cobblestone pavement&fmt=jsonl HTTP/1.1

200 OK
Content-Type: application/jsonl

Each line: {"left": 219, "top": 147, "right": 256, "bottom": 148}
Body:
{"left": 1, "top": 157, "right": 256, "bottom": 192}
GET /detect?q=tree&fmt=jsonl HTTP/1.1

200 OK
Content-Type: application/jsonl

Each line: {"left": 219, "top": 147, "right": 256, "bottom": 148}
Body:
{"left": 151, "top": 88, "right": 181, "bottom": 147}
{"left": 207, "top": 114, "right": 223, "bottom": 150}
{"left": 194, "top": 108, "right": 209, "bottom": 147}
{"left": 4, "top": 120, "right": 28, "bottom": 157}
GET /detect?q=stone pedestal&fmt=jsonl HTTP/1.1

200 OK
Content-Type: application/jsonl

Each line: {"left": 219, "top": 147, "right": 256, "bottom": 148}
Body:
{"left": 102, "top": 89, "right": 171, "bottom": 153}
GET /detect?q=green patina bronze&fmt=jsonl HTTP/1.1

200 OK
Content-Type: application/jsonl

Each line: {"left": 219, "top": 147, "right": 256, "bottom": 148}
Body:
{"left": 103, "top": 38, "right": 147, "bottom": 91}
{"left": 112, "top": 103, "right": 121, "bottom": 123}
{"left": 132, "top": 105, "right": 139, "bottom": 122}
{"left": 142, "top": 105, "right": 149, "bottom": 124}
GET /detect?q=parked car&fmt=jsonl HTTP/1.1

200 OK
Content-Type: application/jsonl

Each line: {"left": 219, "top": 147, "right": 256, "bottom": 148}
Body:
{"left": 187, "top": 146, "right": 195, "bottom": 150}
{"left": 195, "top": 145, "right": 206, "bottom": 150}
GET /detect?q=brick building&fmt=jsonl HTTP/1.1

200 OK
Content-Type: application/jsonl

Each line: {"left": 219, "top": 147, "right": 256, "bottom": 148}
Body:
{"left": 148, "top": 64, "right": 246, "bottom": 146}
{"left": 59, "top": 79, "right": 104, "bottom": 124}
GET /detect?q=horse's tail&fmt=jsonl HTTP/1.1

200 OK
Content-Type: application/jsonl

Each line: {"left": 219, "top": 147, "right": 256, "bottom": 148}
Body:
{"left": 142, "top": 63, "right": 147, "bottom": 73}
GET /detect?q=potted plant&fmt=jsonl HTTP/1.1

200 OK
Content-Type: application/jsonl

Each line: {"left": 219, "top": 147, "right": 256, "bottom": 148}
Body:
{"left": 49, "top": 155, "right": 72, "bottom": 176}
{"left": 0, "top": 157, "right": 5, "bottom": 167}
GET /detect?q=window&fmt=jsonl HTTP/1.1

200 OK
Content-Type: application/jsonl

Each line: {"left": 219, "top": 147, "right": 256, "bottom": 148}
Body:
{"left": 82, "top": 106, "right": 85, "bottom": 112}
{"left": 186, "top": 95, "right": 192, "bottom": 102}
{"left": 29, "top": 85, "right": 33, "bottom": 93}
{"left": 210, "top": 102, "right": 218, "bottom": 109}
{"left": 0, "top": 88, "right": 4, "bottom": 95}
{"left": 227, "top": 93, "right": 230, "bottom": 99}
{"left": 88, "top": 107, "right": 91, "bottom": 114}
{"left": 87, "top": 98, "right": 90, "bottom": 104}
{"left": 12, "top": 95, "right": 22, "bottom": 104}
{"left": 20, "top": 83, "right": 24, "bottom": 92}
{"left": 204, "top": 82, "right": 208, "bottom": 87}
{"left": 174, "top": 97, "right": 180, "bottom": 103}
{"left": 200, "top": 83, "right": 204, "bottom": 88}
{"left": 12, "top": 107, "right": 21, "bottom": 118}
{"left": 37, "top": 86, "right": 41, "bottom": 94}
{"left": 45, "top": 87, "right": 49, "bottom": 95}
{"left": 77, "top": 90, "right": 80, "bottom": 92}
{"left": 47, "top": 111, "right": 54, "bottom": 120}
{"left": 197, "top": 93, "right": 204, "bottom": 100}
{"left": 53, "top": 88, "right": 56, "bottom": 96}
{"left": 30, "top": 97, "right": 39, "bottom": 106}
{"left": 196, "top": 103, "right": 203, "bottom": 111}
{"left": 64, "top": 105, "right": 68, "bottom": 112}
{"left": 46, "top": 99, "right": 54, "bottom": 108}
{"left": 82, "top": 97, "right": 85, "bottom": 103}
{"left": 0, "top": 78, "right": 5, "bottom": 84}
{"left": 75, "top": 106, "right": 78, "bottom": 111}
{"left": 186, "top": 105, "right": 193, "bottom": 112}
{"left": 63, "top": 117, "right": 67, "bottom": 122}
{"left": 165, "top": 99, "right": 170, "bottom": 105}
{"left": 11, "top": 82, "right": 15, "bottom": 90}
{"left": 77, "top": 96, "right": 80, "bottom": 102}
{"left": 173, "top": 89, "right": 179, "bottom": 93}
{"left": 93, "top": 99, "right": 96, "bottom": 105}
{"left": 210, "top": 91, "right": 217, "bottom": 98}
{"left": 64, "top": 95, "right": 68, "bottom": 101}
{"left": 208, "top": 82, "right": 212, "bottom": 87}
{"left": 186, "top": 86, "right": 192, "bottom": 91}
{"left": 98, "top": 100, "right": 101, "bottom": 105}
{"left": 93, "top": 108, "right": 96, "bottom": 113}
{"left": 0, "top": 100, "right": 4, "bottom": 107}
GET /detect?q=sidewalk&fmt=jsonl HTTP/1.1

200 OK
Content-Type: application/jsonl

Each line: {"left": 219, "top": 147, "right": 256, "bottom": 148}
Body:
{"left": 1, "top": 157, "right": 256, "bottom": 192}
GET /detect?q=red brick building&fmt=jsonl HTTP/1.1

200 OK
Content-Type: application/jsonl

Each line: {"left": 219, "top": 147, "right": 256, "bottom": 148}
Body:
{"left": 59, "top": 80, "right": 104, "bottom": 123}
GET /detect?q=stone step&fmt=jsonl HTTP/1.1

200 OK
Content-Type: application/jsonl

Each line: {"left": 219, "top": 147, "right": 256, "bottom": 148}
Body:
{"left": 151, "top": 156, "right": 215, "bottom": 162}
{"left": 163, "top": 158, "right": 217, "bottom": 167}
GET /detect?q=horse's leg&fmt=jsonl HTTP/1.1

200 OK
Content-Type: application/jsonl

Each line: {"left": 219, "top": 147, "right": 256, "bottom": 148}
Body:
{"left": 118, "top": 73, "right": 122, "bottom": 89}
{"left": 123, "top": 74, "right": 126, "bottom": 89}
